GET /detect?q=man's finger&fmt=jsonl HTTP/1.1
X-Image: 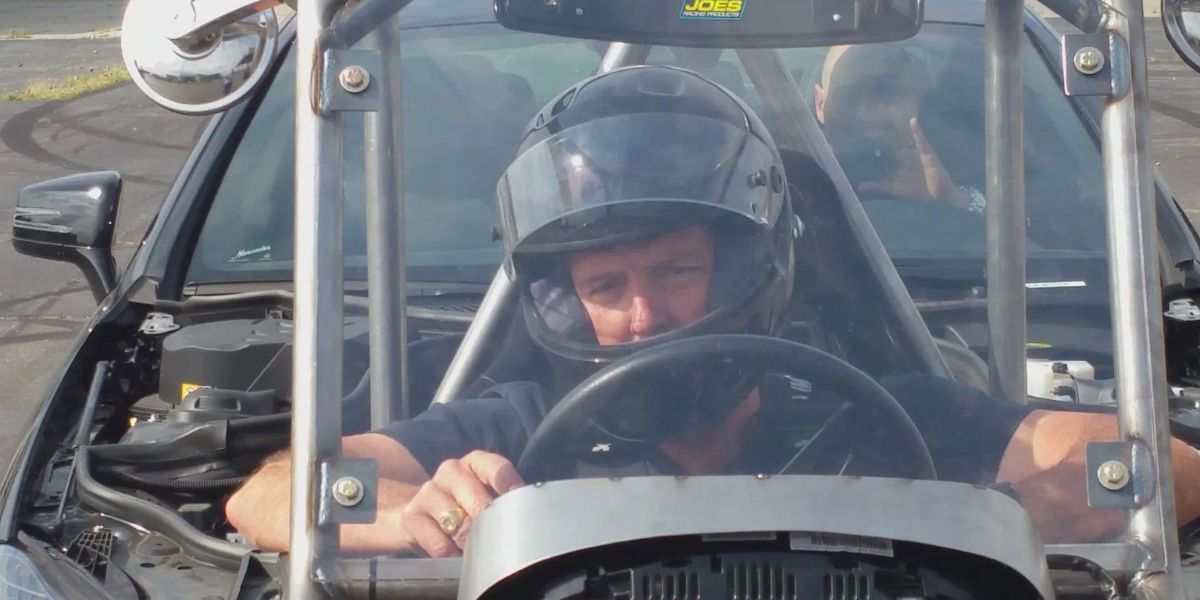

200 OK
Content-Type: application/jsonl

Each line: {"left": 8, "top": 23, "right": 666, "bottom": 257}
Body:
{"left": 463, "top": 451, "right": 526, "bottom": 494}
{"left": 407, "top": 482, "right": 474, "bottom": 550}
{"left": 908, "top": 117, "right": 941, "bottom": 166}
{"left": 403, "top": 512, "right": 462, "bottom": 557}
{"left": 433, "top": 459, "right": 498, "bottom": 518}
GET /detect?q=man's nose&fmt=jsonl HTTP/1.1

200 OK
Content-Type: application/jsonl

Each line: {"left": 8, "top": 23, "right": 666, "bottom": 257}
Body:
{"left": 629, "top": 294, "right": 659, "bottom": 339}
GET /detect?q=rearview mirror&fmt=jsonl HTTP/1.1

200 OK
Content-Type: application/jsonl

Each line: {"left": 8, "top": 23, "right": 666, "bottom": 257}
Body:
{"left": 11, "top": 172, "right": 122, "bottom": 303}
{"left": 1164, "top": 0, "right": 1200, "bottom": 73}
{"left": 495, "top": 0, "right": 923, "bottom": 48}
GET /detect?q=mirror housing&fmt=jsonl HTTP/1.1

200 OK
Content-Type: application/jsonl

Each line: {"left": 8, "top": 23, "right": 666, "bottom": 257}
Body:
{"left": 11, "top": 172, "right": 122, "bottom": 303}
{"left": 121, "top": 0, "right": 280, "bottom": 115}
{"left": 1164, "top": 0, "right": 1200, "bottom": 72}
{"left": 495, "top": 0, "right": 923, "bottom": 48}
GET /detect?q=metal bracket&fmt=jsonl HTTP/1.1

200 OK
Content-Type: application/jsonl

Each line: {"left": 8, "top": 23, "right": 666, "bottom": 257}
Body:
{"left": 1062, "top": 33, "right": 1113, "bottom": 97}
{"left": 321, "top": 48, "right": 383, "bottom": 113}
{"left": 318, "top": 458, "right": 379, "bottom": 525}
{"left": 1086, "top": 441, "right": 1136, "bottom": 508}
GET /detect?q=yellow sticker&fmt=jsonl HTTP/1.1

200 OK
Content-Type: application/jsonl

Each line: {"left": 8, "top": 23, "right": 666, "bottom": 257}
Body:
{"left": 680, "top": 0, "right": 745, "bottom": 20}
{"left": 1026, "top": 342, "right": 1053, "bottom": 350}
{"left": 181, "top": 383, "right": 208, "bottom": 399}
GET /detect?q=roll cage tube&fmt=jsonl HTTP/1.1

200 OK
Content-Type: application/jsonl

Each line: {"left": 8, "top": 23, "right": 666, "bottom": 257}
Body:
{"left": 283, "top": 1, "right": 1183, "bottom": 599}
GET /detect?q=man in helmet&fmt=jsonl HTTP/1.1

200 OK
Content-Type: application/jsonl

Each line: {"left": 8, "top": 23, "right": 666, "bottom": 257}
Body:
{"left": 227, "top": 65, "right": 1200, "bottom": 557}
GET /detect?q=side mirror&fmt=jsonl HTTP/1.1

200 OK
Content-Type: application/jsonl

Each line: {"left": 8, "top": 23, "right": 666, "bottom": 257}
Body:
{"left": 11, "top": 172, "right": 122, "bottom": 303}
{"left": 1164, "top": 0, "right": 1200, "bottom": 73}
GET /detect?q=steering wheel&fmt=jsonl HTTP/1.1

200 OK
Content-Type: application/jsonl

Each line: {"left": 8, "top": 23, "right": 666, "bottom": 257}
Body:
{"left": 517, "top": 334, "right": 936, "bottom": 481}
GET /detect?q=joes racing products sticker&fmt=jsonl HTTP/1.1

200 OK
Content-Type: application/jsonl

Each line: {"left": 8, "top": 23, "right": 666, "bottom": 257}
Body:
{"left": 680, "top": 0, "right": 745, "bottom": 20}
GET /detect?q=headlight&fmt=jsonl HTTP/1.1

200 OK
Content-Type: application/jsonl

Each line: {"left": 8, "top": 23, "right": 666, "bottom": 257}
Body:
{"left": 0, "top": 545, "right": 54, "bottom": 599}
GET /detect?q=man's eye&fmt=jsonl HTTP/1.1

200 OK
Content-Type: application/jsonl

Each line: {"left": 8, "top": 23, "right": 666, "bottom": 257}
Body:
{"left": 588, "top": 280, "right": 620, "bottom": 296}
{"left": 667, "top": 266, "right": 703, "bottom": 278}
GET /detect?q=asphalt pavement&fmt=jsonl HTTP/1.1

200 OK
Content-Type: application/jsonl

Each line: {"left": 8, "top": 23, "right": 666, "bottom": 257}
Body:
{"left": 2, "top": 8, "right": 1200, "bottom": 467}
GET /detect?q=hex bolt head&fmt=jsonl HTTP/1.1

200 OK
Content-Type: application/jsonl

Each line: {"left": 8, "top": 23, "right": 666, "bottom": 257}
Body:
{"left": 332, "top": 476, "right": 364, "bottom": 506}
{"left": 1074, "top": 47, "right": 1105, "bottom": 76}
{"left": 338, "top": 65, "right": 370, "bottom": 94}
{"left": 1097, "top": 460, "right": 1130, "bottom": 491}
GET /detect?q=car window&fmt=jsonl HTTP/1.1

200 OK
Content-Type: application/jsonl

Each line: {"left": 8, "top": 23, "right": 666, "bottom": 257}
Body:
{"left": 187, "top": 26, "right": 601, "bottom": 286}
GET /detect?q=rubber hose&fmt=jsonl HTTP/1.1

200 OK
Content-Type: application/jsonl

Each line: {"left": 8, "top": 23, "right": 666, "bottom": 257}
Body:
{"left": 100, "top": 469, "right": 249, "bottom": 492}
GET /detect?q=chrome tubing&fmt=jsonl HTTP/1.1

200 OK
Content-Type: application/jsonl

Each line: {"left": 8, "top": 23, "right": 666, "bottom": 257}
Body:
{"left": 364, "top": 14, "right": 407, "bottom": 424}
{"left": 1101, "top": 2, "right": 1184, "bottom": 595}
{"left": 600, "top": 42, "right": 652, "bottom": 73}
{"left": 431, "top": 269, "right": 518, "bottom": 404}
{"left": 984, "top": 0, "right": 1027, "bottom": 405}
{"left": 430, "top": 41, "right": 650, "bottom": 406}
{"left": 290, "top": 0, "right": 345, "bottom": 596}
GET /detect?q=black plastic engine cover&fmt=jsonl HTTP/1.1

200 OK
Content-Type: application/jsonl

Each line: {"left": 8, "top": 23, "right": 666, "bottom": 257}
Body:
{"left": 158, "top": 315, "right": 370, "bottom": 405}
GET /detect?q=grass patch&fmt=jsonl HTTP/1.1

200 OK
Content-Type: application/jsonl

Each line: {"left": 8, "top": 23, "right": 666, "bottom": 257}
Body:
{"left": 4, "top": 65, "right": 131, "bottom": 101}
{"left": 3, "top": 28, "right": 32, "bottom": 39}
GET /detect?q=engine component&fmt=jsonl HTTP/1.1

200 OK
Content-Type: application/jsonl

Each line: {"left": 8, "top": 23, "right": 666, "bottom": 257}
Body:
{"left": 157, "top": 314, "right": 369, "bottom": 405}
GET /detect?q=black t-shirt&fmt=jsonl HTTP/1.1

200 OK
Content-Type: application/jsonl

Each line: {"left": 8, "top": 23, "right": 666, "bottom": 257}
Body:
{"left": 380, "top": 372, "right": 1036, "bottom": 485}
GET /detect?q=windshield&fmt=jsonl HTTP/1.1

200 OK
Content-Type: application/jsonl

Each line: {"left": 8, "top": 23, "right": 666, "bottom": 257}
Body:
{"left": 189, "top": 15, "right": 1114, "bottom": 375}
{"left": 188, "top": 25, "right": 602, "bottom": 286}
{"left": 193, "top": 0, "right": 1125, "bottom": 551}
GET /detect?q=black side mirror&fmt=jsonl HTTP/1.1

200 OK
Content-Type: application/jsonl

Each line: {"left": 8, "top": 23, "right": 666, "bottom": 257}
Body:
{"left": 12, "top": 172, "right": 121, "bottom": 303}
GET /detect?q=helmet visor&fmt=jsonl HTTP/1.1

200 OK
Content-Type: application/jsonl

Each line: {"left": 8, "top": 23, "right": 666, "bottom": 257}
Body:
{"left": 497, "top": 113, "right": 785, "bottom": 256}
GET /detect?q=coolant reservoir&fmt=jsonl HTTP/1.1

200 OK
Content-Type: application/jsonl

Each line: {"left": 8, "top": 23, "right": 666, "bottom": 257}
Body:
{"left": 1026, "top": 359, "right": 1095, "bottom": 401}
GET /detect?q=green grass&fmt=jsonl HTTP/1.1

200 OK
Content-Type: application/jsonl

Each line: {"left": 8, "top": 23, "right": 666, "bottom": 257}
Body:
{"left": 3, "top": 28, "right": 32, "bottom": 39}
{"left": 4, "top": 65, "right": 131, "bottom": 101}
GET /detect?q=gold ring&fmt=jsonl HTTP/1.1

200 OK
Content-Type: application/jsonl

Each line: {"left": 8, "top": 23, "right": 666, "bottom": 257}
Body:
{"left": 437, "top": 507, "right": 466, "bottom": 535}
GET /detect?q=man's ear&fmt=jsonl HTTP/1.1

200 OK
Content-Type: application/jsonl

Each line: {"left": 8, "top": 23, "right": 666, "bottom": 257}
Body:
{"left": 813, "top": 84, "right": 827, "bottom": 125}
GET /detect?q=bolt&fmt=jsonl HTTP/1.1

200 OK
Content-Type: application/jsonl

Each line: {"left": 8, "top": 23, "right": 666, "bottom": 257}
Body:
{"left": 1074, "top": 47, "right": 1105, "bottom": 76}
{"left": 338, "top": 65, "right": 370, "bottom": 94}
{"left": 1097, "top": 460, "right": 1130, "bottom": 491}
{"left": 332, "top": 476, "right": 363, "bottom": 506}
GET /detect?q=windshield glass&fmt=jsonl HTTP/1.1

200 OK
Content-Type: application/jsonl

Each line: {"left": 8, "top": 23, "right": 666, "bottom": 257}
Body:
{"left": 196, "top": 0, "right": 1125, "bottom": 551}
{"left": 190, "top": 15, "right": 1114, "bottom": 379}
{"left": 188, "top": 25, "right": 602, "bottom": 286}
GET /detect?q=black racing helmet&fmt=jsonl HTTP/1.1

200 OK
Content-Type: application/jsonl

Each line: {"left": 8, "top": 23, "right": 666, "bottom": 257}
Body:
{"left": 496, "top": 65, "right": 797, "bottom": 375}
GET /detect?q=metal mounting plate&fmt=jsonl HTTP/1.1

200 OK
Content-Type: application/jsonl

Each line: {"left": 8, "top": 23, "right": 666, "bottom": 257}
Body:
{"left": 322, "top": 48, "right": 383, "bottom": 113}
{"left": 318, "top": 458, "right": 379, "bottom": 525}
{"left": 1062, "top": 33, "right": 1113, "bottom": 97}
{"left": 1085, "top": 441, "right": 1136, "bottom": 508}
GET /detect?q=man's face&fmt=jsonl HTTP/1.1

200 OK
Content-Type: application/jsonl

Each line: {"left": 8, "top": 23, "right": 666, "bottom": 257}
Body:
{"left": 568, "top": 226, "right": 715, "bottom": 345}
{"left": 815, "top": 46, "right": 924, "bottom": 145}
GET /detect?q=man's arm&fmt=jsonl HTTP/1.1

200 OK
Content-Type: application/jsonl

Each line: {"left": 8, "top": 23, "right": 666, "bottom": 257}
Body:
{"left": 225, "top": 432, "right": 431, "bottom": 553}
{"left": 997, "top": 410, "right": 1200, "bottom": 543}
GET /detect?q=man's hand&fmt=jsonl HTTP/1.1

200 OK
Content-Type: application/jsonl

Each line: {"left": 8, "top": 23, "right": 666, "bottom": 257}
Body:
{"left": 400, "top": 450, "right": 525, "bottom": 557}
{"left": 856, "top": 117, "right": 968, "bottom": 207}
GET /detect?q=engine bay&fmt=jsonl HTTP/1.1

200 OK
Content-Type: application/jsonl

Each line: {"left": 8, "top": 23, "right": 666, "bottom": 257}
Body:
{"left": 12, "top": 296, "right": 476, "bottom": 598}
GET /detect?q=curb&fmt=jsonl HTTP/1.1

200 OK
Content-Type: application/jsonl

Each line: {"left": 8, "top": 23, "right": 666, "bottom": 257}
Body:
{"left": 0, "top": 29, "right": 121, "bottom": 42}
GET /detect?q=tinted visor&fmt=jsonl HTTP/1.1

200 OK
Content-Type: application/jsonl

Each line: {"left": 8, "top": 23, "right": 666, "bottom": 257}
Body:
{"left": 497, "top": 113, "right": 785, "bottom": 255}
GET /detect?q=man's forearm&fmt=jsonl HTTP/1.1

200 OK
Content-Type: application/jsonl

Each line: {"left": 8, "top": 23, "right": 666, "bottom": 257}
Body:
{"left": 226, "top": 457, "right": 422, "bottom": 553}
{"left": 225, "top": 433, "right": 433, "bottom": 552}
{"left": 998, "top": 410, "right": 1200, "bottom": 542}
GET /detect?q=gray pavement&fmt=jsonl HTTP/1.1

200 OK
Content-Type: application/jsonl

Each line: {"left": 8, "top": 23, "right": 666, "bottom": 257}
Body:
{"left": 0, "top": 1, "right": 121, "bottom": 36}
{"left": 0, "top": 39, "right": 123, "bottom": 95}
